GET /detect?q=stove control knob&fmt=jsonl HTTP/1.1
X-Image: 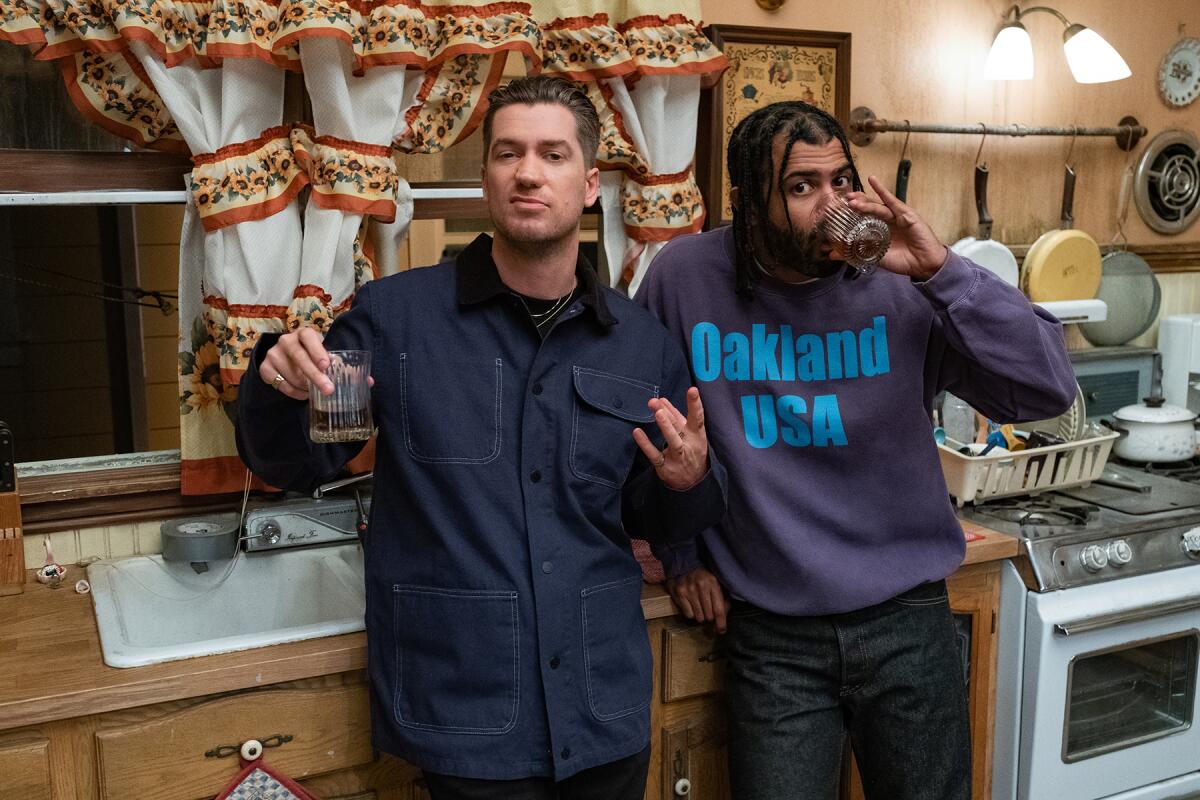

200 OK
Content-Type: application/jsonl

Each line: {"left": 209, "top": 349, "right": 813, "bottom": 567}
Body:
{"left": 259, "top": 519, "right": 281, "bottom": 545}
{"left": 1183, "top": 528, "right": 1200, "bottom": 556}
{"left": 1107, "top": 539, "right": 1133, "bottom": 566}
{"left": 1080, "top": 544, "right": 1109, "bottom": 572}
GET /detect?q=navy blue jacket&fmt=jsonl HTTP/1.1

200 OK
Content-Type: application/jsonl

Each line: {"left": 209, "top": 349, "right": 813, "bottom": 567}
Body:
{"left": 236, "top": 234, "right": 727, "bottom": 780}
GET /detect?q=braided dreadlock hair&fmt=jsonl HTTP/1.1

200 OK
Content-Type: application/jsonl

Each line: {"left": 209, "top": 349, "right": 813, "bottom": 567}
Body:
{"left": 727, "top": 101, "right": 863, "bottom": 299}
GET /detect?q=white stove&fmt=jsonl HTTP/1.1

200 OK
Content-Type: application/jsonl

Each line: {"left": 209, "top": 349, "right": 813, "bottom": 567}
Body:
{"left": 963, "top": 462, "right": 1200, "bottom": 800}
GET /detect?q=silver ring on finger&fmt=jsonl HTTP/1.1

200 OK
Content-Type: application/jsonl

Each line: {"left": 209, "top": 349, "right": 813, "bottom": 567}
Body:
{"left": 655, "top": 452, "right": 666, "bottom": 468}
{"left": 272, "top": 373, "right": 287, "bottom": 391}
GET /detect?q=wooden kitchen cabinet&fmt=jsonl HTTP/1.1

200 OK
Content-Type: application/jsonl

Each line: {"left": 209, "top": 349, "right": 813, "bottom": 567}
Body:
{"left": 840, "top": 559, "right": 1002, "bottom": 800}
{"left": 4, "top": 672, "right": 423, "bottom": 800}
{"left": 647, "top": 619, "right": 730, "bottom": 800}
{"left": 0, "top": 730, "right": 52, "bottom": 800}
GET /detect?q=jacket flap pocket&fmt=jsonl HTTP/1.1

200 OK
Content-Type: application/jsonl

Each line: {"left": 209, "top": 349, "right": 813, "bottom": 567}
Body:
{"left": 572, "top": 367, "right": 657, "bottom": 423}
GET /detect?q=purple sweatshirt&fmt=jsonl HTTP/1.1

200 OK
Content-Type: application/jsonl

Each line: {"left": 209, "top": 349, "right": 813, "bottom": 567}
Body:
{"left": 635, "top": 226, "right": 1076, "bottom": 615}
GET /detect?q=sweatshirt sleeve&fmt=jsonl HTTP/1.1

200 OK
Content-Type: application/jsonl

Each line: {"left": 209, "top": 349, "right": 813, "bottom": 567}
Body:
{"left": 621, "top": 328, "right": 728, "bottom": 547}
{"left": 632, "top": 253, "right": 724, "bottom": 576}
{"left": 919, "top": 250, "right": 1077, "bottom": 423}
{"left": 234, "top": 282, "right": 377, "bottom": 493}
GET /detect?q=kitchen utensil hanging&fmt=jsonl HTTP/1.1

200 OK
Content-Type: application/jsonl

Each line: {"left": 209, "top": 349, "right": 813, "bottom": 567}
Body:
{"left": 1080, "top": 163, "right": 1161, "bottom": 346}
{"left": 1022, "top": 132, "right": 1103, "bottom": 302}
{"left": 950, "top": 131, "right": 1020, "bottom": 287}
{"left": 894, "top": 122, "right": 912, "bottom": 202}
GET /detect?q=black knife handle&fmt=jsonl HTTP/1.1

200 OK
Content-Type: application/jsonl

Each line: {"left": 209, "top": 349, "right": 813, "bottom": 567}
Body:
{"left": 895, "top": 159, "right": 911, "bottom": 202}
{"left": 974, "top": 165, "right": 993, "bottom": 240}
{"left": 1060, "top": 165, "right": 1076, "bottom": 229}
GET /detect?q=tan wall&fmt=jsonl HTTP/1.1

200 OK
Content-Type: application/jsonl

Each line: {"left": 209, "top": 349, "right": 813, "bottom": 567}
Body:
{"left": 699, "top": 0, "right": 1200, "bottom": 248}
{"left": 134, "top": 206, "right": 183, "bottom": 452}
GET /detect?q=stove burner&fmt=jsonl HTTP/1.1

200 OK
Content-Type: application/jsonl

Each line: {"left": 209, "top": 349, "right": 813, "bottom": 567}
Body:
{"left": 973, "top": 498, "right": 1098, "bottom": 528}
{"left": 1113, "top": 456, "right": 1200, "bottom": 482}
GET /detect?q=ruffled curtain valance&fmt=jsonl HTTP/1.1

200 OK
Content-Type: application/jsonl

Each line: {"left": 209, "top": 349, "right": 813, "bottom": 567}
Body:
{"left": 1, "top": 0, "right": 727, "bottom": 494}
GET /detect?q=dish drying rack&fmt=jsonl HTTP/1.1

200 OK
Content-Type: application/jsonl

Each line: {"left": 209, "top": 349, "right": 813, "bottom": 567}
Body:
{"left": 939, "top": 430, "right": 1119, "bottom": 507}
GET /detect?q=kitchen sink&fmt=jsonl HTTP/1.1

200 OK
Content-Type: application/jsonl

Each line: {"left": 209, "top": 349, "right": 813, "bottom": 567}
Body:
{"left": 87, "top": 543, "right": 365, "bottom": 668}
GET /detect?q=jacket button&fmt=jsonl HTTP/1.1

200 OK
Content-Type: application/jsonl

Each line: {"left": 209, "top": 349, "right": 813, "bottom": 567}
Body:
{"left": 549, "top": 656, "right": 560, "bottom": 669}
{"left": 532, "top": 383, "right": 543, "bottom": 396}
{"left": 561, "top": 747, "right": 571, "bottom": 759}
{"left": 542, "top": 560, "right": 554, "bottom": 574}
{"left": 530, "top": 470, "right": 542, "bottom": 483}
{"left": 613, "top": 397, "right": 623, "bottom": 408}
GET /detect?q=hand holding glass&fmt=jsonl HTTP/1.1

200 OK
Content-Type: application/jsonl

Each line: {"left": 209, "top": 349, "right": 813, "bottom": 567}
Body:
{"left": 309, "top": 350, "right": 373, "bottom": 443}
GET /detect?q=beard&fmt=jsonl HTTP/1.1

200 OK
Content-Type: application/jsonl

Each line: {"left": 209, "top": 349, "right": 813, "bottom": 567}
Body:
{"left": 757, "top": 218, "right": 842, "bottom": 280}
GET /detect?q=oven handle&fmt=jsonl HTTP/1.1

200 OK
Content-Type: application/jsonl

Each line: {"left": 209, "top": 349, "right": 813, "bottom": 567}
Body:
{"left": 1055, "top": 596, "right": 1200, "bottom": 636}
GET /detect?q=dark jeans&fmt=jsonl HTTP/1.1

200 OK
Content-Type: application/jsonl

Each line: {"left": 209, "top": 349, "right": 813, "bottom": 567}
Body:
{"left": 422, "top": 745, "right": 650, "bottom": 800}
{"left": 724, "top": 580, "right": 971, "bottom": 800}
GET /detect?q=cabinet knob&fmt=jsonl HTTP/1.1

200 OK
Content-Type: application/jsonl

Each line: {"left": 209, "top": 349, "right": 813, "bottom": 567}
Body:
{"left": 674, "top": 777, "right": 692, "bottom": 796}
{"left": 240, "top": 739, "right": 263, "bottom": 761}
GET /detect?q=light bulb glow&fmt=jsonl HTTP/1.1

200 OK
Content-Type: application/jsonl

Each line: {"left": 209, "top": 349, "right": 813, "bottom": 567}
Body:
{"left": 985, "top": 23, "right": 1034, "bottom": 80}
{"left": 1063, "top": 25, "right": 1131, "bottom": 83}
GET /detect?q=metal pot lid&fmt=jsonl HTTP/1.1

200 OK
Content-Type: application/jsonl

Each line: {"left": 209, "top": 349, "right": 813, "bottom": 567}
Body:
{"left": 1113, "top": 396, "right": 1197, "bottom": 423}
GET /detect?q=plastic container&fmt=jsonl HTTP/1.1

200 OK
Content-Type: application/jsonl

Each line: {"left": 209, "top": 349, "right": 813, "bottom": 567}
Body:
{"left": 938, "top": 429, "right": 1119, "bottom": 507}
{"left": 941, "top": 393, "right": 976, "bottom": 445}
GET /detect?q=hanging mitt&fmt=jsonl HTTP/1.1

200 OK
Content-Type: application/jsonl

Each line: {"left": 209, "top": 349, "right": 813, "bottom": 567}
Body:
{"left": 215, "top": 739, "right": 320, "bottom": 800}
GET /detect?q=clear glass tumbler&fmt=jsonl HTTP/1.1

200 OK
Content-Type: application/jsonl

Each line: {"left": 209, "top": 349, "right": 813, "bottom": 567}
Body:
{"left": 309, "top": 350, "right": 373, "bottom": 443}
{"left": 813, "top": 193, "right": 891, "bottom": 276}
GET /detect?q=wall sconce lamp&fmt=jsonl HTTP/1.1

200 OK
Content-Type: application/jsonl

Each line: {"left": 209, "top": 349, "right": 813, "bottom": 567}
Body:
{"left": 984, "top": 4, "right": 1131, "bottom": 83}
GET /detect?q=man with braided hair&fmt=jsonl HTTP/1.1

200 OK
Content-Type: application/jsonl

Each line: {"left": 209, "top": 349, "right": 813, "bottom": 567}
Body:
{"left": 636, "top": 101, "right": 1076, "bottom": 799}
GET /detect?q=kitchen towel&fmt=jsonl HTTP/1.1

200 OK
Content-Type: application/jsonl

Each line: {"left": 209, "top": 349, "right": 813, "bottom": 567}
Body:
{"left": 216, "top": 758, "right": 319, "bottom": 800}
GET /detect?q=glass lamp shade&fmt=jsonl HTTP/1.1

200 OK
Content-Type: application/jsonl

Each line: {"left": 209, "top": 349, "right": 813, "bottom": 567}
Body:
{"left": 985, "top": 22, "right": 1034, "bottom": 80}
{"left": 1063, "top": 24, "right": 1131, "bottom": 83}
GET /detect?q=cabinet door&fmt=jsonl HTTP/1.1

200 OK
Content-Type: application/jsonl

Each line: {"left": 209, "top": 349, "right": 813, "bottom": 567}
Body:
{"left": 947, "top": 562, "right": 1000, "bottom": 800}
{"left": 660, "top": 703, "right": 730, "bottom": 800}
{"left": 0, "top": 733, "right": 51, "bottom": 800}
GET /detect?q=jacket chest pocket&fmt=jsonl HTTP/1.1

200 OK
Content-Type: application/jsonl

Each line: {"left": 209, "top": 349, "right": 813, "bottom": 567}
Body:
{"left": 570, "top": 366, "right": 658, "bottom": 488}
{"left": 399, "top": 354, "right": 502, "bottom": 464}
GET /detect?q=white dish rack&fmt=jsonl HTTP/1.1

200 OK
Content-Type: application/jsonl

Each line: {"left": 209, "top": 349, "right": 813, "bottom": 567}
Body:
{"left": 939, "top": 430, "right": 1120, "bottom": 507}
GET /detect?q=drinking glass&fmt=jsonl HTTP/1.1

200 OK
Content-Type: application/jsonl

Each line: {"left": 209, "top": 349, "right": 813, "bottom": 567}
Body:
{"left": 813, "top": 193, "right": 891, "bottom": 275}
{"left": 309, "top": 350, "right": 373, "bottom": 443}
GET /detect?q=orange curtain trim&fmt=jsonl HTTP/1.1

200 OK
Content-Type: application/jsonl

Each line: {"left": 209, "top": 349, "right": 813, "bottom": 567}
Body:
{"left": 59, "top": 54, "right": 189, "bottom": 154}
{"left": 196, "top": 179, "right": 309, "bottom": 232}
{"left": 307, "top": 190, "right": 398, "bottom": 222}
{"left": 181, "top": 455, "right": 278, "bottom": 496}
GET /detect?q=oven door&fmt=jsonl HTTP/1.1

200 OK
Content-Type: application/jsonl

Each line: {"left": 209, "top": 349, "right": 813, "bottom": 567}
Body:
{"left": 1019, "top": 563, "right": 1200, "bottom": 799}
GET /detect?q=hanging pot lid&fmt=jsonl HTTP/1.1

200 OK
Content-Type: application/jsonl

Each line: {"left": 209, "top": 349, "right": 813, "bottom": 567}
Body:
{"left": 1113, "top": 396, "right": 1197, "bottom": 423}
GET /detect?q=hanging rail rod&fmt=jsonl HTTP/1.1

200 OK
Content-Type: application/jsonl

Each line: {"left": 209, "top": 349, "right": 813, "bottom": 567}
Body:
{"left": 848, "top": 106, "right": 1146, "bottom": 151}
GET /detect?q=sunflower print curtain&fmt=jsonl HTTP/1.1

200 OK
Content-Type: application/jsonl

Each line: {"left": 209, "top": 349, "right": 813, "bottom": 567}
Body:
{"left": 0, "top": 0, "right": 727, "bottom": 493}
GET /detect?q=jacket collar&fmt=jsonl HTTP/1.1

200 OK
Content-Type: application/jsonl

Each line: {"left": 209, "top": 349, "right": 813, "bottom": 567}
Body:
{"left": 454, "top": 233, "right": 616, "bottom": 327}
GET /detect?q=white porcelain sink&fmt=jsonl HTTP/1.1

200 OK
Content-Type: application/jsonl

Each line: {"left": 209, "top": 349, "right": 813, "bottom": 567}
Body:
{"left": 87, "top": 544, "right": 365, "bottom": 668}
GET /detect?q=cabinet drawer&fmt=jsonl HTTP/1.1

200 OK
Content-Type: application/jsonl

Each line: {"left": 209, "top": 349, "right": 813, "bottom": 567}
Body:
{"left": 96, "top": 683, "right": 372, "bottom": 800}
{"left": 0, "top": 733, "right": 51, "bottom": 800}
{"left": 662, "top": 623, "right": 723, "bottom": 702}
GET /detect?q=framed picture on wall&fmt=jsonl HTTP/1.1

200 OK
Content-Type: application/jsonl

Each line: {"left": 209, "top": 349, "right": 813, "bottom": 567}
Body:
{"left": 697, "top": 26, "right": 851, "bottom": 227}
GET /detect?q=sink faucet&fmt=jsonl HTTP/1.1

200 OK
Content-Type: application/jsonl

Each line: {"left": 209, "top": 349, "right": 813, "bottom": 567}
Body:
{"left": 313, "top": 473, "right": 371, "bottom": 541}
{"left": 313, "top": 472, "right": 372, "bottom": 498}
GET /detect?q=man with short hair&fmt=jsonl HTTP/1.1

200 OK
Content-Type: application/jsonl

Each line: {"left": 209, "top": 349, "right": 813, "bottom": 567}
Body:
{"left": 636, "top": 101, "right": 1076, "bottom": 800}
{"left": 236, "top": 75, "right": 726, "bottom": 800}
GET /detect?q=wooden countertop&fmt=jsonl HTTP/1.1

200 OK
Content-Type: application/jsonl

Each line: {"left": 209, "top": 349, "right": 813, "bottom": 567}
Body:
{"left": 0, "top": 526, "right": 1014, "bottom": 732}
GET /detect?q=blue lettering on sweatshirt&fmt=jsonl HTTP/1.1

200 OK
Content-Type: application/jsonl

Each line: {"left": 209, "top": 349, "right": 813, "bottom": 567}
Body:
{"left": 741, "top": 393, "right": 846, "bottom": 448}
{"left": 691, "top": 317, "right": 889, "bottom": 385}
{"left": 692, "top": 318, "right": 886, "bottom": 449}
